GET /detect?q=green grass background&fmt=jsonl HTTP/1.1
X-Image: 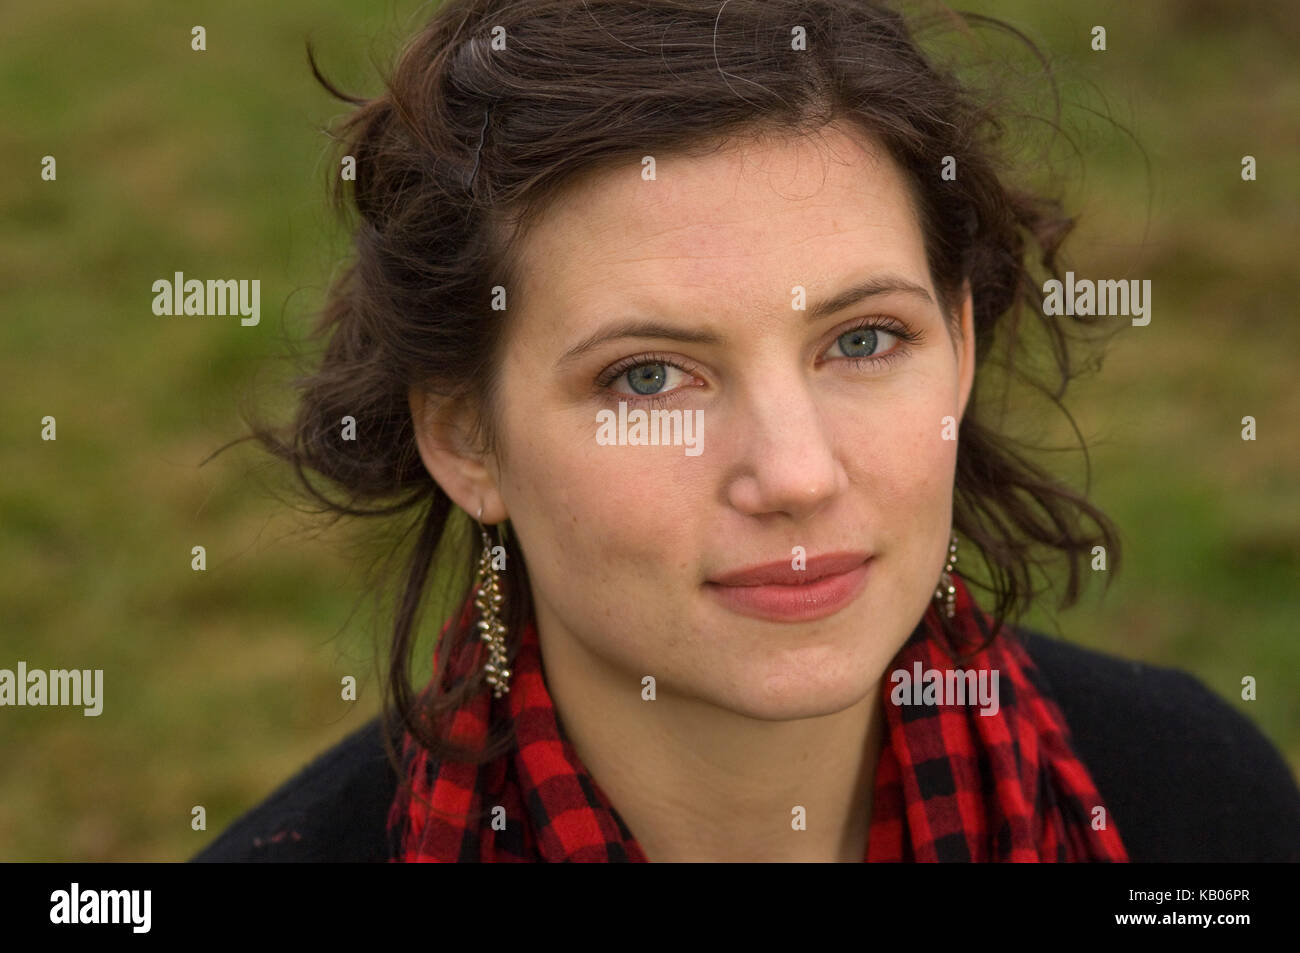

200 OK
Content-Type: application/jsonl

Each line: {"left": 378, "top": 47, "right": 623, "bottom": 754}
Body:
{"left": 1, "top": 0, "right": 1296, "bottom": 860}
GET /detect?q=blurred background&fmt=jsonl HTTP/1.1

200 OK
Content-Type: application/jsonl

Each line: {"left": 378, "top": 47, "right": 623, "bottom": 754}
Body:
{"left": 2, "top": 0, "right": 1296, "bottom": 860}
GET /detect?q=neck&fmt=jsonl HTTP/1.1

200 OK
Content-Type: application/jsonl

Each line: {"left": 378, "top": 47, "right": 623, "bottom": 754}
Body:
{"left": 536, "top": 615, "right": 885, "bottom": 863}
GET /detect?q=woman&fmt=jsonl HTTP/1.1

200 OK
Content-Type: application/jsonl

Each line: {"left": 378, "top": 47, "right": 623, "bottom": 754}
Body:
{"left": 194, "top": 0, "right": 1299, "bottom": 862}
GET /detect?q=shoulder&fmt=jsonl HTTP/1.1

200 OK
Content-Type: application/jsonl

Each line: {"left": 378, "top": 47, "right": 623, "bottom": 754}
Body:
{"left": 1016, "top": 626, "right": 1300, "bottom": 862}
{"left": 191, "top": 635, "right": 1300, "bottom": 863}
{"left": 190, "top": 717, "right": 400, "bottom": 862}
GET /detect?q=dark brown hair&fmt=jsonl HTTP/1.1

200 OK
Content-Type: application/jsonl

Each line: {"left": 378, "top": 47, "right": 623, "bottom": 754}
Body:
{"left": 212, "top": 0, "right": 1123, "bottom": 769}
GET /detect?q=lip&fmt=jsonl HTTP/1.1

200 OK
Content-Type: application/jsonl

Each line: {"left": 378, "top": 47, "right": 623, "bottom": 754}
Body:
{"left": 704, "top": 552, "right": 873, "bottom": 623}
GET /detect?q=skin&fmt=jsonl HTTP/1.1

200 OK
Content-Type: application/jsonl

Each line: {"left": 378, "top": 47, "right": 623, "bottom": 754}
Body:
{"left": 411, "top": 120, "right": 976, "bottom": 862}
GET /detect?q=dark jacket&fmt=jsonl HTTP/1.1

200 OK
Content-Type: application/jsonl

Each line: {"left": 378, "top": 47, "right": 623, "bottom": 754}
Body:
{"left": 191, "top": 628, "right": 1300, "bottom": 862}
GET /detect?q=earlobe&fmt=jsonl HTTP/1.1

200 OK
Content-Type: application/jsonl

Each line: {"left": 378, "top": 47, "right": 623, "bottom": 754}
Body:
{"left": 407, "top": 386, "right": 508, "bottom": 523}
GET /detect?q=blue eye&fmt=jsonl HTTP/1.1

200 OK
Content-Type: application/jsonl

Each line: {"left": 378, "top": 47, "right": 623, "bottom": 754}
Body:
{"left": 837, "top": 327, "right": 878, "bottom": 357}
{"left": 595, "top": 317, "right": 921, "bottom": 409}
{"left": 825, "top": 323, "right": 911, "bottom": 362}
{"left": 597, "top": 353, "right": 698, "bottom": 405}
{"left": 627, "top": 363, "right": 668, "bottom": 395}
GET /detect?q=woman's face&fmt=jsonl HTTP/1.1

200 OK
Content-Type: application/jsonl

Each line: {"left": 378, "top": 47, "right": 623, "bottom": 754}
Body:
{"left": 473, "top": 121, "right": 973, "bottom": 719}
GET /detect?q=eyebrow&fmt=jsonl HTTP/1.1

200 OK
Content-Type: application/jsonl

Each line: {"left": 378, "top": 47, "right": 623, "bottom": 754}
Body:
{"left": 557, "top": 273, "right": 935, "bottom": 366}
{"left": 806, "top": 274, "right": 934, "bottom": 320}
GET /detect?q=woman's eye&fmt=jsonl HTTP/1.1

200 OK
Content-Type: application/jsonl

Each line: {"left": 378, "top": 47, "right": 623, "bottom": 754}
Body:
{"left": 612, "top": 361, "right": 688, "bottom": 396}
{"left": 602, "top": 325, "right": 909, "bottom": 401}
{"left": 826, "top": 326, "right": 900, "bottom": 360}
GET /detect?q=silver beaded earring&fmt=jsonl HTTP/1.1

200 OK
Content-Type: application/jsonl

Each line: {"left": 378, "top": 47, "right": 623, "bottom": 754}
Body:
{"left": 934, "top": 533, "right": 958, "bottom": 619}
{"left": 474, "top": 506, "right": 511, "bottom": 697}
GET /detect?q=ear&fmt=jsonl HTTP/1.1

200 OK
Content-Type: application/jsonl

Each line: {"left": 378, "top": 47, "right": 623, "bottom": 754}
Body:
{"left": 955, "top": 280, "right": 976, "bottom": 423}
{"left": 408, "top": 386, "right": 508, "bottom": 524}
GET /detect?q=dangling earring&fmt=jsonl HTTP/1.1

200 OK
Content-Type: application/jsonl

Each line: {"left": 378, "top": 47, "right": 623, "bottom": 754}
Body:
{"left": 473, "top": 506, "right": 511, "bottom": 697}
{"left": 934, "top": 533, "right": 958, "bottom": 619}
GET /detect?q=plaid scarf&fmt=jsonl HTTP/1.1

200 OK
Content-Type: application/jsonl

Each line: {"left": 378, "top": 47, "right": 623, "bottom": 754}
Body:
{"left": 387, "top": 573, "right": 1128, "bottom": 862}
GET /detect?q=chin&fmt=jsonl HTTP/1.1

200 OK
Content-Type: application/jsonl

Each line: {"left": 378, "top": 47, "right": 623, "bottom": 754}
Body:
{"left": 720, "top": 665, "right": 879, "bottom": 722}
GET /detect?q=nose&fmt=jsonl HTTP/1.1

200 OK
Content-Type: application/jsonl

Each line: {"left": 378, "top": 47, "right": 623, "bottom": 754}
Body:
{"left": 723, "top": 372, "right": 848, "bottom": 520}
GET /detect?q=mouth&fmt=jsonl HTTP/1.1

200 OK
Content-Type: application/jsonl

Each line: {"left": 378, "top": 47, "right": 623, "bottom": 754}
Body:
{"left": 703, "top": 552, "right": 873, "bottom": 623}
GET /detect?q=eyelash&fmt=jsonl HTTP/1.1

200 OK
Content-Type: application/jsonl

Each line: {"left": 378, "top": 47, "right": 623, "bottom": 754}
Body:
{"left": 595, "top": 317, "right": 924, "bottom": 408}
{"left": 595, "top": 351, "right": 702, "bottom": 409}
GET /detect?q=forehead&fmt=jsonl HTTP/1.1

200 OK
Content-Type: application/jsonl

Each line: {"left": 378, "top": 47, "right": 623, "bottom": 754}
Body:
{"left": 510, "top": 122, "right": 929, "bottom": 328}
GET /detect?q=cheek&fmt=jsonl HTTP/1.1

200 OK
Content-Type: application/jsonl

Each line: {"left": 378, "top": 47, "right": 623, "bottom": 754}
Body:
{"left": 495, "top": 395, "right": 697, "bottom": 595}
{"left": 847, "top": 382, "right": 957, "bottom": 492}
{"left": 835, "top": 377, "right": 958, "bottom": 562}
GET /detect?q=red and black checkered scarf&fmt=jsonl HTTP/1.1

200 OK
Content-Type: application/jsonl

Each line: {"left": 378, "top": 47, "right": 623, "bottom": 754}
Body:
{"left": 387, "top": 573, "right": 1128, "bottom": 862}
